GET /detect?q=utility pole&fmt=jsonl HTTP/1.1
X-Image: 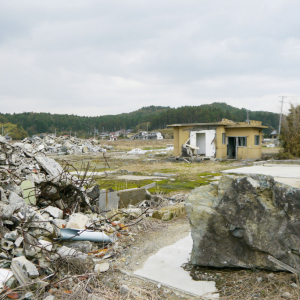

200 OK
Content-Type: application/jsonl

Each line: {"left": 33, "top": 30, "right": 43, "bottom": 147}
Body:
{"left": 246, "top": 110, "right": 250, "bottom": 123}
{"left": 146, "top": 123, "right": 148, "bottom": 141}
{"left": 278, "top": 96, "right": 286, "bottom": 135}
{"left": 55, "top": 128, "right": 56, "bottom": 137}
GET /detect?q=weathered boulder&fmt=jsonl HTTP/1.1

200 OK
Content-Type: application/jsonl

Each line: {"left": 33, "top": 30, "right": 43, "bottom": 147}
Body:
{"left": 185, "top": 175, "right": 300, "bottom": 270}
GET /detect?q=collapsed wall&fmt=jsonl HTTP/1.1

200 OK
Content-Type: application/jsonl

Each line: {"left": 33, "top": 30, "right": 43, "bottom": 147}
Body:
{"left": 185, "top": 175, "right": 300, "bottom": 270}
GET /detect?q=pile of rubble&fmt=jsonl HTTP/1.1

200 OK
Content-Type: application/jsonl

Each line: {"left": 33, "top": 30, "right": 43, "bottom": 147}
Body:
{"left": 0, "top": 138, "right": 141, "bottom": 298}
{"left": 0, "top": 138, "right": 186, "bottom": 299}
{"left": 20, "top": 134, "right": 112, "bottom": 155}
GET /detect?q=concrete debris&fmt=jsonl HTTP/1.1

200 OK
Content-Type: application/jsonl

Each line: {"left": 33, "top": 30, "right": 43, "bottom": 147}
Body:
{"left": 127, "top": 147, "right": 173, "bottom": 155}
{"left": 185, "top": 174, "right": 300, "bottom": 270}
{"left": 94, "top": 262, "right": 110, "bottom": 272}
{"left": 0, "top": 268, "right": 13, "bottom": 289}
{"left": 0, "top": 137, "right": 189, "bottom": 298}
{"left": 120, "top": 284, "right": 130, "bottom": 295}
{"left": 11, "top": 256, "right": 39, "bottom": 284}
{"left": 152, "top": 203, "right": 186, "bottom": 221}
{"left": 21, "top": 134, "right": 107, "bottom": 155}
{"left": 66, "top": 213, "right": 89, "bottom": 229}
{"left": 56, "top": 246, "right": 88, "bottom": 261}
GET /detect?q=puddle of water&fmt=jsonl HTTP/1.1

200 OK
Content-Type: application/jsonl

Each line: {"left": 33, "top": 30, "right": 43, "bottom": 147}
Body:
{"left": 134, "top": 234, "right": 219, "bottom": 298}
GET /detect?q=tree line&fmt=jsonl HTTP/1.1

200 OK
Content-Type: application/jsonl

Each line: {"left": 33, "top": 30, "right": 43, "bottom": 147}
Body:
{"left": 0, "top": 103, "right": 279, "bottom": 138}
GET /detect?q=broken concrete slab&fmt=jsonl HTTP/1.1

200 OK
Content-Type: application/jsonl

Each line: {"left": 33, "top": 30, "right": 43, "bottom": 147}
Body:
{"left": 66, "top": 213, "right": 89, "bottom": 229}
{"left": 19, "top": 206, "right": 54, "bottom": 237}
{"left": 34, "top": 155, "right": 64, "bottom": 177}
{"left": 42, "top": 206, "right": 63, "bottom": 219}
{"left": 14, "top": 236, "right": 24, "bottom": 247}
{"left": 99, "top": 189, "right": 119, "bottom": 212}
{"left": 118, "top": 188, "right": 148, "bottom": 208}
{"left": 11, "top": 256, "right": 39, "bottom": 285}
{"left": 4, "top": 230, "right": 18, "bottom": 241}
{"left": 9, "top": 191, "right": 25, "bottom": 207}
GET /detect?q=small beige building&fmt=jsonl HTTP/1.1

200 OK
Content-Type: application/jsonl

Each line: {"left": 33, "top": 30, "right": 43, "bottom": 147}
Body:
{"left": 168, "top": 119, "right": 268, "bottom": 160}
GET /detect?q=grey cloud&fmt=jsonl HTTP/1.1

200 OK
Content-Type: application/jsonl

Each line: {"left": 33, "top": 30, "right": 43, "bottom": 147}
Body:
{"left": 0, "top": 0, "right": 300, "bottom": 116}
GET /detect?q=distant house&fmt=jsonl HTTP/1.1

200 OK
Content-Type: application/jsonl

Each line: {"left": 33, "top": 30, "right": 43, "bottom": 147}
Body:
{"left": 131, "top": 131, "right": 148, "bottom": 140}
{"left": 109, "top": 133, "right": 118, "bottom": 141}
{"left": 168, "top": 118, "right": 268, "bottom": 160}
{"left": 5, "top": 136, "right": 12, "bottom": 142}
{"left": 147, "top": 131, "right": 163, "bottom": 140}
{"left": 270, "top": 130, "right": 278, "bottom": 139}
{"left": 98, "top": 132, "right": 109, "bottom": 140}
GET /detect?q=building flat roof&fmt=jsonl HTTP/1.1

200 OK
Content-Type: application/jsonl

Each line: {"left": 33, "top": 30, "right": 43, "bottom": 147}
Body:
{"left": 168, "top": 120, "right": 268, "bottom": 129}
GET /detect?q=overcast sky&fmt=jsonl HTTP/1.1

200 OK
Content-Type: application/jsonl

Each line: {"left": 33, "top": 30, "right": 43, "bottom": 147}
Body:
{"left": 1, "top": 0, "right": 300, "bottom": 116}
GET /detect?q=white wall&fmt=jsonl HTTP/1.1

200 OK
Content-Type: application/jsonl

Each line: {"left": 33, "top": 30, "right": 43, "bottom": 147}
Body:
{"left": 156, "top": 132, "right": 163, "bottom": 140}
{"left": 190, "top": 130, "right": 216, "bottom": 157}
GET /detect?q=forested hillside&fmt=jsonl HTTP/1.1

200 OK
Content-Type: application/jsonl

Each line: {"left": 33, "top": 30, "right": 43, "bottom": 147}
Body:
{"left": 0, "top": 103, "right": 278, "bottom": 137}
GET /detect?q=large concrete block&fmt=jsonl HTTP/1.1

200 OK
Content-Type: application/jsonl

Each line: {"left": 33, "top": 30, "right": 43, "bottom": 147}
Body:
{"left": 118, "top": 188, "right": 147, "bottom": 208}
{"left": 99, "top": 189, "right": 119, "bottom": 212}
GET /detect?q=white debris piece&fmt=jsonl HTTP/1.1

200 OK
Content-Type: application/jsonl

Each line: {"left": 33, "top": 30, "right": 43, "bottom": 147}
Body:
{"left": 42, "top": 206, "right": 63, "bottom": 219}
{"left": 0, "top": 269, "right": 13, "bottom": 289}
{"left": 34, "top": 155, "right": 64, "bottom": 177}
{"left": 127, "top": 148, "right": 148, "bottom": 154}
{"left": 66, "top": 213, "right": 89, "bottom": 229}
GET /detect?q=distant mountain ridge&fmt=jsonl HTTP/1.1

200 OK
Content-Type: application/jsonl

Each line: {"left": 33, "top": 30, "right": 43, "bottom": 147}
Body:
{"left": 0, "top": 103, "right": 278, "bottom": 136}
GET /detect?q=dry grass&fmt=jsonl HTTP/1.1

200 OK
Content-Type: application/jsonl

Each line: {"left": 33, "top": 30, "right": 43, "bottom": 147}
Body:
{"left": 103, "top": 139, "right": 173, "bottom": 151}
{"left": 114, "top": 160, "right": 237, "bottom": 180}
{"left": 187, "top": 265, "right": 300, "bottom": 300}
{"left": 262, "top": 147, "right": 281, "bottom": 154}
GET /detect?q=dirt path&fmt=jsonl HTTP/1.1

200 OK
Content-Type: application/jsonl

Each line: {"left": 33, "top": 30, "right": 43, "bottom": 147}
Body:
{"left": 121, "top": 216, "right": 191, "bottom": 273}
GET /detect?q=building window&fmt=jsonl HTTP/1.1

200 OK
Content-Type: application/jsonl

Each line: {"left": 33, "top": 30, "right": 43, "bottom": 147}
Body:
{"left": 222, "top": 133, "right": 226, "bottom": 144}
{"left": 238, "top": 137, "right": 247, "bottom": 147}
{"left": 255, "top": 135, "right": 260, "bottom": 145}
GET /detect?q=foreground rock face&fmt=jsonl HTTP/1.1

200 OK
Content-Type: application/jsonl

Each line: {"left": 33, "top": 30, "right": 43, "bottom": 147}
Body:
{"left": 185, "top": 175, "right": 300, "bottom": 270}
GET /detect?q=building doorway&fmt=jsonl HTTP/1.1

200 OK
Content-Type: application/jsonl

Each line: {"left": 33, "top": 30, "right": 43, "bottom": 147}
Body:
{"left": 196, "top": 133, "right": 206, "bottom": 155}
{"left": 227, "top": 137, "right": 236, "bottom": 159}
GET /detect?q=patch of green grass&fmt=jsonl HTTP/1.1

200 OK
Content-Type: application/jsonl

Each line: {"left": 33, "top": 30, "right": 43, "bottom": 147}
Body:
{"left": 155, "top": 178, "right": 210, "bottom": 194}
{"left": 198, "top": 172, "right": 221, "bottom": 177}
{"left": 157, "top": 168, "right": 176, "bottom": 173}
{"left": 95, "top": 177, "right": 214, "bottom": 195}
{"left": 142, "top": 146, "right": 166, "bottom": 150}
